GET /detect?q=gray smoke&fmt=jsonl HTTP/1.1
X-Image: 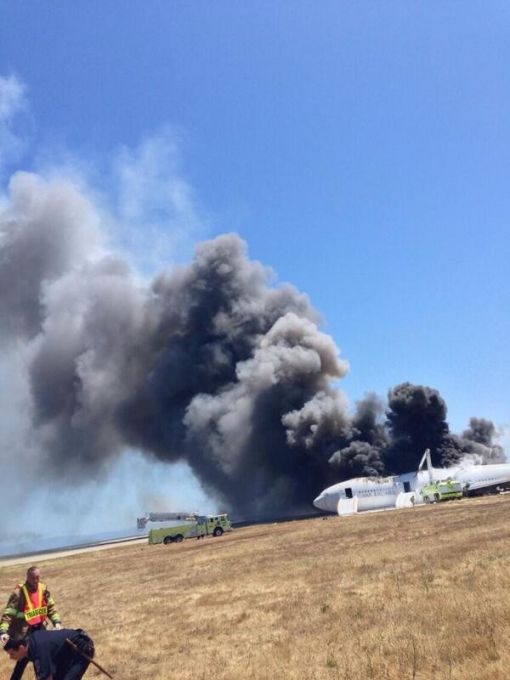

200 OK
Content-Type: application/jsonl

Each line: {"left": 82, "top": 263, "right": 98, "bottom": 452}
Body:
{"left": 0, "top": 172, "right": 351, "bottom": 517}
{"left": 463, "top": 417, "right": 498, "bottom": 447}
{"left": 460, "top": 417, "right": 505, "bottom": 464}
{"left": 328, "top": 393, "right": 388, "bottom": 476}
{"left": 0, "top": 172, "right": 101, "bottom": 339}
{"left": 0, "top": 173, "right": 505, "bottom": 524}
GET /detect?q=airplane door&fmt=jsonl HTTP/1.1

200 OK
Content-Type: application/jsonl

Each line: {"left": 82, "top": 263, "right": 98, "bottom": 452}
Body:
{"left": 403, "top": 481, "right": 411, "bottom": 492}
{"left": 344, "top": 487, "right": 353, "bottom": 499}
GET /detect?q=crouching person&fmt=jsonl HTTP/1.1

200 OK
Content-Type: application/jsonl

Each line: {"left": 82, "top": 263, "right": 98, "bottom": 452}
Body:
{"left": 4, "top": 628, "right": 95, "bottom": 680}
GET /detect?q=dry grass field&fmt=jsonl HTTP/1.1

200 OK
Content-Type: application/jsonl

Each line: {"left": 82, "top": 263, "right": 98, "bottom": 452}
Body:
{"left": 2, "top": 494, "right": 510, "bottom": 680}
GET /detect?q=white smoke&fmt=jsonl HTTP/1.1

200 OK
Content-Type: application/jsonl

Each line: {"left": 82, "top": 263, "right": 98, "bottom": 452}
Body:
{"left": 0, "top": 75, "right": 29, "bottom": 177}
{"left": 111, "top": 129, "right": 207, "bottom": 275}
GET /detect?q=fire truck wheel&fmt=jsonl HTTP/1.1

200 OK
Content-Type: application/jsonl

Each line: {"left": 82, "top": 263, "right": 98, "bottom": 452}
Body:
{"left": 163, "top": 536, "right": 173, "bottom": 545}
{"left": 174, "top": 534, "right": 184, "bottom": 542}
{"left": 213, "top": 527, "right": 223, "bottom": 537}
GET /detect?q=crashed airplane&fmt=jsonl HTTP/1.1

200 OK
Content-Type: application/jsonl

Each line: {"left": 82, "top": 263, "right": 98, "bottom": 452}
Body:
{"left": 313, "top": 449, "right": 510, "bottom": 515}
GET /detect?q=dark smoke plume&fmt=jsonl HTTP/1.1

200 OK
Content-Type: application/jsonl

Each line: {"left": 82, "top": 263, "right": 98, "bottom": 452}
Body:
{"left": 460, "top": 418, "right": 505, "bottom": 464}
{"left": 463, "top": 417, "right": 498, "bottom": 447}
{"left": 383, "top": 383, "right": 505, "bottom": 472}
{"left": 0, "top": 172, "right": 351, "bottom": 516}
{"left": 328, "top": 393, "right": 388, "bottom": 476}
{"left": 0, "top": 172, "right": 505, "bottom": 521}
{"left": 385, "top": 382, "right": 453, "bottom": 471}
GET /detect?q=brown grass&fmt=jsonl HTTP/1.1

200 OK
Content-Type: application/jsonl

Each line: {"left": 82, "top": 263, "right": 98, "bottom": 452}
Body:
{"left": 2, "top": 494, "right": 510, "bottom": 679}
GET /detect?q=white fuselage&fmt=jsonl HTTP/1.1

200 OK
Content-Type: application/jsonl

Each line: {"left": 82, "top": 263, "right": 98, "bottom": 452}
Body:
{"left": 313, "top": 463, "right": 510, "bottom": 514}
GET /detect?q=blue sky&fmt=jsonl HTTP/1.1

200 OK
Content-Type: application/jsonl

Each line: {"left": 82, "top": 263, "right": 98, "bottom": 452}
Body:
{"left": 1, "top": 2, "right": 508, "bottom": 443}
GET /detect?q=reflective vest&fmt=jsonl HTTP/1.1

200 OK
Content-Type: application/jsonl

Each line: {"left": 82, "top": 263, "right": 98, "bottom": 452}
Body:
{"left": 19, "top": 583, "right": 48, "bottom": 626}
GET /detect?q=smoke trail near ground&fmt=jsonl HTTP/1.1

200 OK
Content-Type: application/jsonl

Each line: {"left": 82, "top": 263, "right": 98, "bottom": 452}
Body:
{"left": 0, "top": 171, "right": 505, "bottom": 528}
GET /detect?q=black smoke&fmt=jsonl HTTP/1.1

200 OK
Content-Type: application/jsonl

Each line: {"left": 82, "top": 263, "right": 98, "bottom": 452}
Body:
{"left": 0, "top": 173, "right": 505, "bottom": 519}
{"left": 328, "top": 393, "right": 388, "bottom": 477}
{"left": 383, "top": 384, "right": 505, "bottom": 471}
{"left": 328, "top": 384, "right": 505, "bottom": 477}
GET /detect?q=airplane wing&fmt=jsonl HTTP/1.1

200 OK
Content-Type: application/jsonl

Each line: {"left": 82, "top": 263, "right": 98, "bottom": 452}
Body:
{"left": 463, "top": 479, "right": 506, "bottom": 491}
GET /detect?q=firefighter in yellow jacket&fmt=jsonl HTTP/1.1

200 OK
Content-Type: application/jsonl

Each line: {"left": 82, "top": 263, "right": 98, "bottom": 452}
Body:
{"left": 0, "top": 566, "right": 62, "bottom": 680}
{"left": 0, "top": 565, "right": 62, "bottom": 643}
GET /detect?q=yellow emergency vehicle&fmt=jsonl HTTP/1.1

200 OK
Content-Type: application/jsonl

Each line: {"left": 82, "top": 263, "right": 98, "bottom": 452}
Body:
{"left": 148, "top": 514, "right": 232, "bottom": 545}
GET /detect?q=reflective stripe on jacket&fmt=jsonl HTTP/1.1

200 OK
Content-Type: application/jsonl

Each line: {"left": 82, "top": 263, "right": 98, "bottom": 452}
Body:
{"left": 19, "top": 583, "right": 48, "bottom": 626}
{"left": 0, "top": 582, "right": 60, "bottom": 637}
{"left": 21, "top": 583, "right": 48, "bottom": 625}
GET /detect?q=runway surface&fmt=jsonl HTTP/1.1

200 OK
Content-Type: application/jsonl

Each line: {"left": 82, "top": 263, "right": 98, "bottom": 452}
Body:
{"left": 0, "top": 535, "right": 148, "bottom": 566}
